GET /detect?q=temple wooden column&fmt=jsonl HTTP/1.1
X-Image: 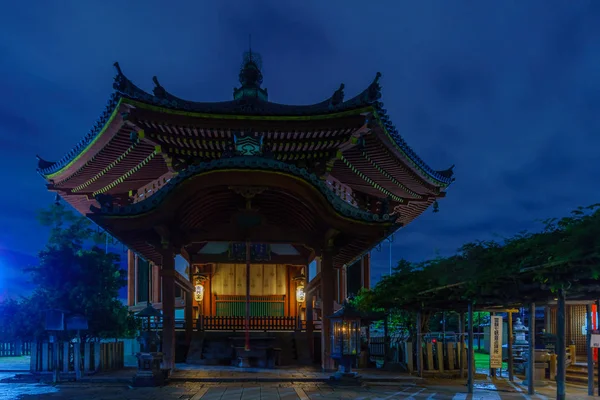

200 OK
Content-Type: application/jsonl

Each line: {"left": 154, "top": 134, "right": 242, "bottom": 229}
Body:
{"left": 127, "top": 250, "right": 135, "bottom": 306}
{"left": 161, "top": 252, "right": 176, "bottom": 370}
{"left": 321, "top": 247, "right": 335, "bottom": 371}
{"left": 185, "top": 290, "right": 193, "bottom": 345}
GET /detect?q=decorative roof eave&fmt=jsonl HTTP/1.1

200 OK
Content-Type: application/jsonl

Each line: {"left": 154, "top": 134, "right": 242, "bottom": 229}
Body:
{"left": 370, "top": 107, "right": 454, "bottom": 187}
{"left": 37, "top": 94, "right": 123, "bottom": 179}
{"left": 89, "top": 156, "right": 400, "bottom": 226}
{"left": 36, "top": 63, "right": 453, "bottom": 189}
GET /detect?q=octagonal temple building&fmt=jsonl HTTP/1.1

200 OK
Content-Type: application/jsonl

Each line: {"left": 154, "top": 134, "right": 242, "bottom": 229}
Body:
{"left": 36, "top": 52, "right": 454, "bottom": 371}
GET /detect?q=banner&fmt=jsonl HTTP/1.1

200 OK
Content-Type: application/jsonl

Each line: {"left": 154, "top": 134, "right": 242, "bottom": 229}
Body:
{"left": 490, "top": 316, "right": 503, "bottom": 368}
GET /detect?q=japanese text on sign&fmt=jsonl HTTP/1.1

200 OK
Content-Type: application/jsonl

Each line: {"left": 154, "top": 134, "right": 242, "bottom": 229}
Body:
{"left": 489, "top": 316, "right": 503, "bottom": 368}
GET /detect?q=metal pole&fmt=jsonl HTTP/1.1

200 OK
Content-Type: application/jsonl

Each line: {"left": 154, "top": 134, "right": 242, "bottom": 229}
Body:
{"left": 245, "top": 240, "right": 251, "bottom": 351}
{"left": 528, "top": 303, "right": 535, "bottom": 395}
{"left": 556, "top": 289, "right": 566, "bottom": 400}
{"left": 459, "top": 312, "right": 465, "bottom": 378}
{"left": 587, "top": 303, "right": 594, "bottom": 396}
{"left": 507, "top": 311, "right": 514, "bottom": 381}
{"left": 416, "top": 311, "right": 423, "bottom": 377}
{"left": 467, "top": 303, "right": 474, "bottom": 394}
{"left": 597, "top": 299, "right": 600, "bottom": 397}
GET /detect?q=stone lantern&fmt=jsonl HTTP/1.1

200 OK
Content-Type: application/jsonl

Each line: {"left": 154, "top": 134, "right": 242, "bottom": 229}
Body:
{"left": 328, "top": 301, "right": 362, "bottom": 379}
{"left": 134, "top": 304, "right": 164, "bottom": 386}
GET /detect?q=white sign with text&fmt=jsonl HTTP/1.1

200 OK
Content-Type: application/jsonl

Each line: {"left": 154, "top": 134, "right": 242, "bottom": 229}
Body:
{"left": 490, "top": 316, "right": 503, "bottom": 368}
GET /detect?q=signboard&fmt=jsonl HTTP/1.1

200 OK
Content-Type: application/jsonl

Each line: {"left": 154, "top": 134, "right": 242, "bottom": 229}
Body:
{"left": 591, "top": 329, "right": 600, "bottom": 348}
{"left": 490, "top": 316, "right": 503, "bottom": 368}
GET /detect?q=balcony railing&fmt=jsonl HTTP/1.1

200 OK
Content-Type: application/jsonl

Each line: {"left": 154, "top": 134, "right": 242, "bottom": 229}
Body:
{"left": 140, "top": 317, "right": 323, "bottom": 332}
{"left": 197, "top": 316, "right": 298, "bottom": 331}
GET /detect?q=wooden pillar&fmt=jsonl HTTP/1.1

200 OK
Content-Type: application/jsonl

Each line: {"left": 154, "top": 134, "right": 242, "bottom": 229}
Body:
{"left": 134, "top": 254, "right": 139, "bottom": 305}
{"left": 321, "top": 247, "right": 335, "bottom": 371}
{"left": 528, "top": 303, "right": 535, "bottom": 395}
{"left": 507, "top": 311, "right": 514, "bottom": 381}
{"left": 416, "top": 311, "right": 423, "bottom": 377}
{"left": 586, "top": 303, "right": 594, "bottom": 396}
{"left": 489, "top": 312, "right": 495, "bottom": 378}
{"left": 340, "top": 266, "right": 347, "bottom": 302}
{"left": 185, "top": 290, "right": 193, "bottom": 344}
{"left": 362, "top": 253, "right": 371, "bottom": 289}
{"left": 127, "top": 250, "right": 135, "bottom": 306}
{"left": 556, "top": 289, "right": 566, "bottom": 400}
{"left": 161, "top": 253, "right": 176, "bottom": 370}
{"left": 306, "top": 291, "right": 314, "bottom": 361}
{"left": 153, "top": 264, "right": 161, "bottom": 303}
{"left": 467, "top": 303, "right": 474, "bottom": 394}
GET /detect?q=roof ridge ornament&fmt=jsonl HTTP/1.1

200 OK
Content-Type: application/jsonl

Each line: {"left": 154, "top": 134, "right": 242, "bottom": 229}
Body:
{"left": 233, "top": 50, "right": 269, "bottom": 102}
{"left": 152, "top": 76, "right": 167, "bottom": 99}
{"left": 329, "top": 83, "right": 345, "bottom": 109}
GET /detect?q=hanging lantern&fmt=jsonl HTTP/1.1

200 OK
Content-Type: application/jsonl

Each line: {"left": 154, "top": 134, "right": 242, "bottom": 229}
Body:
{"left": 296, "top": 284, "right": 306, "bottom": 303}
{"left": 194, "top": 274, "right": 208, "bottom": 302}
{"left": 292, "top": 273, "right": 306, "bottom": 303}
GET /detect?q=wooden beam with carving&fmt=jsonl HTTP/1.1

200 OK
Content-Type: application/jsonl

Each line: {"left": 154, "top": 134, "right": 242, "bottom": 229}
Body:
{"left": 191, "top": 252, "right": 308, "bottom": 265}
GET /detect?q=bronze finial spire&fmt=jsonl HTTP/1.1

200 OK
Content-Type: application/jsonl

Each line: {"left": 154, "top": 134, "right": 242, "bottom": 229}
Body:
{"left": 233, "top": 38, "right": 269, "bottom": 102}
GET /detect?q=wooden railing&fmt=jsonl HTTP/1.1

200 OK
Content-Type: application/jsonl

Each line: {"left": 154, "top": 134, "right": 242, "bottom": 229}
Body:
{"left": 0, "top": 341, "right": 31, "bottom": 357}
{"left": 198, "top": 316, "right": 298, "bottom": 331}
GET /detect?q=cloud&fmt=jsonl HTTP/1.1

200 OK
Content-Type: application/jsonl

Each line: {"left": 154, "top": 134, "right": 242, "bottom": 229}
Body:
{"left": 0, "top": 0, "right": 599, "bottom": 289}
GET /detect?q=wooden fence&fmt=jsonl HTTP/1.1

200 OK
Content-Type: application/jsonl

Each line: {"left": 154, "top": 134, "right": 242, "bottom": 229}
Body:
{"left": 0, "top": 341, "right": 32, "bottom": 357}
{"left": 30, "top": 340, "right": 124, "bottom": 374}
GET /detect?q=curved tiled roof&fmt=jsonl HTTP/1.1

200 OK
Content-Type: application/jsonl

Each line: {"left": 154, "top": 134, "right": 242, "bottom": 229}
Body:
{"left": 90, "top": 156, "right": 398, "bottom": 225}
{"left": 38, "top": 62, "right": 453, "bottom": 186}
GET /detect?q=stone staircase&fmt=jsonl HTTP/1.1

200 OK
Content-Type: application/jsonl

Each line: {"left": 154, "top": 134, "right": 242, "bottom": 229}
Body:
{"left": 566, "top": 363, "right": 598, "bottom": 386}
{"left": 185, "top": 331, "right": 310, "bottom": 366}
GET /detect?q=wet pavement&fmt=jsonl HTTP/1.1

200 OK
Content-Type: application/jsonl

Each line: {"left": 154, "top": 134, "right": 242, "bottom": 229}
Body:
{"left": 0, "top": 378, "right": 598, "bottom": 399}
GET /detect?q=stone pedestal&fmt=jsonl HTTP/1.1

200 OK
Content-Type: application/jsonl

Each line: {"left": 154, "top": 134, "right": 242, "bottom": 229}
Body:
{"left": 133, "top": 352, "right": 165, "bottom": 387}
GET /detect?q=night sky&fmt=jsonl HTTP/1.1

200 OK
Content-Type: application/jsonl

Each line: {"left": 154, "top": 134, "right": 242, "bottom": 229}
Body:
{"left": 1, "top": 1, "right": 599, "bottom": 297}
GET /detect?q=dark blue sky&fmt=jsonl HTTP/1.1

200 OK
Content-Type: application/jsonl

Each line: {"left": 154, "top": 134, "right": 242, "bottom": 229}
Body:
{"left": 1, "top": 1, "right": 599, "bottom": 295}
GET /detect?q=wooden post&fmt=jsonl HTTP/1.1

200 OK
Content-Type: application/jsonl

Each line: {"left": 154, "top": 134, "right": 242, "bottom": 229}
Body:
{"left": 446, "top": 342, "right": 455, "bottom": 370}
{"left": 556, "top": 289, "right": 566, "bottom": 400}
{"left": 436, "top": 341, "right": 444, "bottom": 372}
{"left": 42, "top": 342, "right": 49, "bottom": 372}
{"left": 405, "top": 342, "right": 414, "bottom": 373}
{"left": 459, "top": 312, "right": 465, "bottom": 378}
{"left": 425, "top": 342, "right": 433, "bottom": 371}
{"left": 416, "top": 311, "right": 423, "bottom": 377}
{"left": 94, "top": 342, "right": 101, "bottom": 372}
{"left": 62, "top": 342, "right": 69, "bottom": 372}
{"left": 30, "top": 341, "right": 37, "bottom": 372}
{"left": 528, "top": 303, "right": 535, "bottom": 395}
{"left": 586, "top": 303, "right": 594, "bottom": 396}
{"left": 321, "top": 247, "right": 335, "bottom": 371}
{"left": 84, "top": 342, "right": 91, "bottom": 374}
{"left": 306, "top": 292, "right": 314, "bottom": 361}
{"left": 53, "top": 340, "right": 59, "bottom": 383}
{"left": 161, "top": 253, "right": 176, "bottom": 370}
{"left": 467, "top": 303, "right": 474, "bottom": 394}
{"left": 185, "top": 291, "right": 193, "bottom": 345}
{"left": 507, "top": 311, "right": 514, "bottom": 381}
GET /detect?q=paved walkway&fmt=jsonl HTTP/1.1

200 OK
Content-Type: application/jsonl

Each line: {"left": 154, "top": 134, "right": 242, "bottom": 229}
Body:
{"left": 1, "top": 376, "right": 599, "bottom": 399}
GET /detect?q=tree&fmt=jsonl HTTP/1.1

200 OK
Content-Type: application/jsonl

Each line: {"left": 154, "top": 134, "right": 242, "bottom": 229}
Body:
{"left": 19, "top": 202, "right": 139, "bottom": 341}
